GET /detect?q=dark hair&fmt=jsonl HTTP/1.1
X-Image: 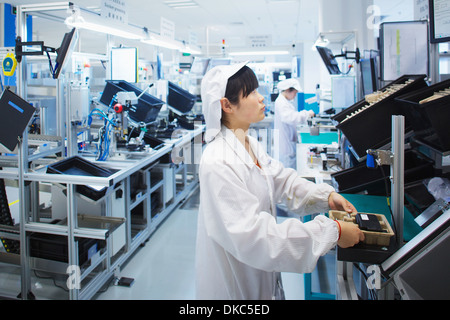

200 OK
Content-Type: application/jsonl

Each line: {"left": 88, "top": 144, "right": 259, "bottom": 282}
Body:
{"left": 224, "top": 66, "right": 259, "bottom": 105}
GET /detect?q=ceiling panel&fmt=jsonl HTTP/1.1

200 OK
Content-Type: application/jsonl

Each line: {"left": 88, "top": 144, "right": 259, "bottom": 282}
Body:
{"left": 5, "top": 0, "right": 317, "bottom": 53}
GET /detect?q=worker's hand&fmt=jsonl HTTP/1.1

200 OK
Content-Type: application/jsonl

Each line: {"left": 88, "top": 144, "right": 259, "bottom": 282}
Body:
{"left": 328, "top": 192, "right": 357, "bottom": 213}
{"left": 308, "top": 110, "right": 315, "bottom": 118}
{"left": 337, "top": 221, "right": 365, "bottom": 248}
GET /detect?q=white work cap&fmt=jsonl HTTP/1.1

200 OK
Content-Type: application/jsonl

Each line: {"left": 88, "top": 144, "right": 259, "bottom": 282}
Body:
{"left": 277, "top": 78, "right": 302, "bottom": 92}
{"left": 201, "top": 61, "right": 248, "bottom": 143}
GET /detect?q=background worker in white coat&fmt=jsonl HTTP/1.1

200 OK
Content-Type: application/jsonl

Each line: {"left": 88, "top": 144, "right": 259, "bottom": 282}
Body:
{"left": 196, "top": 62, "right": 364, "bottom": 300}
{"left": 274, "top": 78, "right": 315, "bottom": 169}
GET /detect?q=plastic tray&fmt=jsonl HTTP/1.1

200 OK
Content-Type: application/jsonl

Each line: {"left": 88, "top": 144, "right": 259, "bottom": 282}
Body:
{"left": 332, "top": 75, "right": 428, "bottom": 158}
{"left": 100, "top": 80, "right": 164, "bottom": 123}
{"left": 47, "top": 156, "right": 114, "bottom": 201}
{"left": 395, "top": 78, "right": 450, "bottom": 152}
{"left": 30, "top": 232, "right": 103, "bottom": 265}
{"left": 329, "top": 210, "right": 394, "bottom": 246}
{"left": 331, "top": 149, "right": 435, "bottom": 195}
{"left": 167, "top": 81, "right": 197, "bottom": 114}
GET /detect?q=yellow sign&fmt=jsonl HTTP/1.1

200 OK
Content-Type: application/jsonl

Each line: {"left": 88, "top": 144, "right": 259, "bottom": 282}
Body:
{"left": 2, "top": 53, "right": 17, "bottom": 77}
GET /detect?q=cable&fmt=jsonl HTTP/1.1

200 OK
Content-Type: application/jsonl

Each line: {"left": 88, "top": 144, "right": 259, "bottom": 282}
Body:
{"left": 46, "top": 51, "right": 55, "bottom": 78}
{"left": 341, "top": 62, "right": 355, "bottom": 75}
{"left": 86, "top": 107, "right": 117, "bottom": 161}
{"left": 96, "top": 117, "right": 114, "bottom": 161}
{"left": 33, "top": 270, "right": 69, "bottom": 292}
{"left": 88, "top": 108, "right": 116, "bottom": 126}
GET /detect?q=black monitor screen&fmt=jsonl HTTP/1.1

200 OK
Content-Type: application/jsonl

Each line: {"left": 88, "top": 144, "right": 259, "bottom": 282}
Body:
{"left": 360, "top": 58, "right": 378, "bottom": 95}
{"left": 0, "top": 89, "right": 36, "bottom": 151}
{"left": 316, "top": 46, "right": 340, "bottom": 75}
{"left": 430, "top": 0, "right": 450, "bottom": 43}
{"left": 190, "top": 57, "right": 210, "bottom": 75}
{"left": 53, "top": 28, "right": 78, "bottom": 79}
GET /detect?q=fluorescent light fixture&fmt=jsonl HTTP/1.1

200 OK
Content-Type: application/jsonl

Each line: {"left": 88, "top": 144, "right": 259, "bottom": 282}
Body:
{"left": 164, "top": 0, "right": 199, "bottom": 9}
{"left": 182, "top": 44, "right": 202, "bottom": 55}
{"left": 65, "top": 11, "right": 145, "bottom": 40}
{"left": 229, "top": 50, "right": 290, "bottom": 56}
{"left": 170, "top": 4, "right": 199, "bottom": 9}
{"left": 142, "top": 33, "right": 183, "bottom": 51}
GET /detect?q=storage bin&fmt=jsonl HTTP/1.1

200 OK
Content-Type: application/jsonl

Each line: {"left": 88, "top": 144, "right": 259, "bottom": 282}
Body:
{"left": 331, "top": 149, "right": 435, "bottom": 195}
{"left": 167, "top": 81, "right": 197, "bottom": 114}
{"left": 404, "top": 180, "right": 437, "bottom": 217}
{"left": 100, "top": 80, "right": 164, "bottom": 123}
{"left": 47, "top": 156, "right": 115, "bottom": 201}
{"left": 395, "top": 78, "right": 450, "bottom": 152}
{"left": 332, "top": 75, "right": 428, "bottom": 158}
{"left": 329, "top": 210, "right": 394, "bottom": 246}
{"left": 128, "top": 129, "right": 166, "bottom": 149}
{"left": 30, "top": 232, "right": 103, "bottom": 265}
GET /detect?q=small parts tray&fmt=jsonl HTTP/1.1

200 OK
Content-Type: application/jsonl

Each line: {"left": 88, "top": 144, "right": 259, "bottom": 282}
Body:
{"left": 46, "top": 156, "right": 114, "bottom": 201}
{"left": 100, "top": 80, "right": 163, "bottom": 124}
{"left": 395, "top": 78, "right": 450, "bottom": 152}
{"left": 168, "top": 81, "right": 197, "bottom": 114}
{"left": 329, "top": 210, "right": 394, "bottom": 246}
{"left": 332, "top": 74, "right": 427, "bottom": 158}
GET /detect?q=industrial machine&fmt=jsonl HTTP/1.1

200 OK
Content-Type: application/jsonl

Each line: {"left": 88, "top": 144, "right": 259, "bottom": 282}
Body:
{"left": 0, "top": 5, "right": 204, "bottom": 299}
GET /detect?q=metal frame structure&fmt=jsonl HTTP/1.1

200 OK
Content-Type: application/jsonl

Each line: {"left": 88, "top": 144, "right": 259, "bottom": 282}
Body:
{"left": 336, "top": 115, "right": 405, "bottom": 300}
{"left": 0, "top": 3, "right": 203, "bottom": 300}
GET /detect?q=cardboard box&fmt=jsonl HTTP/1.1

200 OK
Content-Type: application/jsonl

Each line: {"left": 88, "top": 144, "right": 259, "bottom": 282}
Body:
{"left": 329, "top": 210, "right": 394, "bottom": 246}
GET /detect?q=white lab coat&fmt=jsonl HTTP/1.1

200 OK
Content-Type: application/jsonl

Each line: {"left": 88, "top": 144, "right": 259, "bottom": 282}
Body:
{"left": 274, "top": 94, "right": 311, "bottom": 169}
{"left": 195, "top": 126, "right": 339, "bottom": 300}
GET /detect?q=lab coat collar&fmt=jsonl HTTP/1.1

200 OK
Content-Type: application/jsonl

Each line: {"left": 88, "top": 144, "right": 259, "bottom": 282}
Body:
{"left": 277, "top": 93, "right": 294, "bottom": 107}
{"left": 220, "top": 126, "right": 258, "bottom": 169}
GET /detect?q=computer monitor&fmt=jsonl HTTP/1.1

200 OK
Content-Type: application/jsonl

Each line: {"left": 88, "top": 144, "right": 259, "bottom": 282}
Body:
{"left": 316, "top": 46, "right": 340, "bottom": 75}
{"left": 429, "top": 0, "right": 450, "bottom": 43}
{"left": 190, "top": 57, "right": 210, "bottom": 76}
{"left": 53, "top": 28, "right": 78, "bottom": 79}
{"left": 0, "top": 89, "right": 36, "bottom": 151}
{"left": 111, "top": 47, "right": 138, "bottom": 83}
{"left": 392, "top": 226, "right": 450, "bottom": 299}
{"left": 382, "top": 209, "right": 450, "bottom": 299}
{"left": 360, "top": 58, "right": 378, "bottom": 95}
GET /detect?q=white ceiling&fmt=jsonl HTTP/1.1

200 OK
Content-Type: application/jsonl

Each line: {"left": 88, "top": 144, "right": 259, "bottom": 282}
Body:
{"left": 4, "top": 0, "right": 318, "bottom": 53}
{"left": 4, "top": 0, "right": 415, "bottom": 56}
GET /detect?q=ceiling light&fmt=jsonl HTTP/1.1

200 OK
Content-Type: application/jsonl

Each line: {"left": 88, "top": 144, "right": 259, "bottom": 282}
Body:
{"left": 169, "top": 4, "right": 198, "bottom": 9}
{"left": 182, "top": 44, "right": 202, "bottom": 55}
{"left": 164, "top": 0, "right": 198, "bottom": 9}
{"left": 142, "top": 33, "right": 184, "bottom": 51}
{"left": 229, "top": 50, "right": 290, "bottom": 56}
{"left": 65, "top": 11, "right": 145, "bottom": 40}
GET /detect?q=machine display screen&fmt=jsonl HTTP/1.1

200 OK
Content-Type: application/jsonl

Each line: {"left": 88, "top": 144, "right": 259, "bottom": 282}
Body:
{"left": 0, "top": 89, "right": 36, "bottom": 151}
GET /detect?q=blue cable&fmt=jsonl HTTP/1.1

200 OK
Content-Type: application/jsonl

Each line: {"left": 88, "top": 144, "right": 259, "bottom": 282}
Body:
{"left": 96, "top": 113, "right": 115, "bottom": 161}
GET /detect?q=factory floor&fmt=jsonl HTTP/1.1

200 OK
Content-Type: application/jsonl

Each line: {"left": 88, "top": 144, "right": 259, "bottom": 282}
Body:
{"left": 0, "top": 186, "right": 306, "bottom": 300}
{"left": 94, "top": 187, "right": 306, "bottom": 300}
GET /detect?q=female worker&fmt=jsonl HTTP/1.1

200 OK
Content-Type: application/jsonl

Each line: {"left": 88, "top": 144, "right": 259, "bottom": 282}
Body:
{"left": 274, "top": 78, "right": 315, "bottom": 169}
{"left": 196, "top": 62, "right": 364, "bottom": 300}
